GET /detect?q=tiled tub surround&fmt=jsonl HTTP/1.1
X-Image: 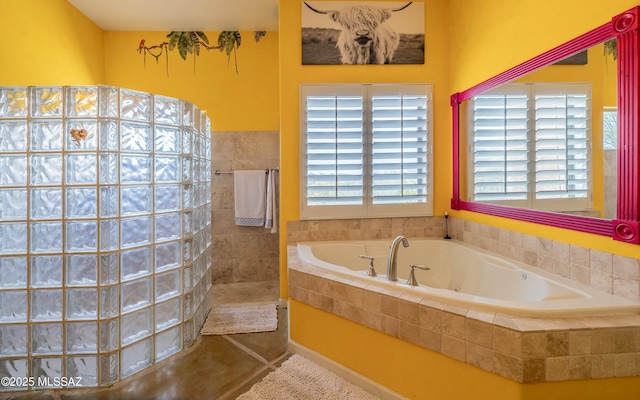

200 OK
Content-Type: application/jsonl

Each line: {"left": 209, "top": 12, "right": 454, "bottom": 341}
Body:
{"left": 296, "top": 239, "right": 640, "bottom": 316}
{"left": 286, "top": 218, "right": 640, "bottom": 383}
{"left": 449, "top": 218, "right": 640, "bottom": 304}
{"left": 210, "top": 131, "right": 279, "bottom": 284}
{"left": 288, "top": 217, "right": 640, "bottom": 304}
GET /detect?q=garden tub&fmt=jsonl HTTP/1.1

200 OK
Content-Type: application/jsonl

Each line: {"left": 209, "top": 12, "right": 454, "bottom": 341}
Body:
{"left": 296, "top": 238, "right": 640, "bottom": 317}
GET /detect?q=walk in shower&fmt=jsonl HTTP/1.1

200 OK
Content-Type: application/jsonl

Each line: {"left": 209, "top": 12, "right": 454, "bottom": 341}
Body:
{"left": 0, "top": 85, "right": 212, "bottom": 389}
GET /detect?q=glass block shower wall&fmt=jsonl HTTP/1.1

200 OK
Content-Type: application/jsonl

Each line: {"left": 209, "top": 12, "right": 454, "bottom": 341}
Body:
{"left": 0, "top": 86, "right": 212, "bottom": 389}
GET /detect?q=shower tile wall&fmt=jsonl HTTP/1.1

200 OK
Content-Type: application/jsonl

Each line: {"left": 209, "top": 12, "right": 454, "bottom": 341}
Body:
{"left": 0, "top": 86, "right": 212, "bottom": 390}
{"left": 211, "top": 131, "right": 279, "bottom": 284}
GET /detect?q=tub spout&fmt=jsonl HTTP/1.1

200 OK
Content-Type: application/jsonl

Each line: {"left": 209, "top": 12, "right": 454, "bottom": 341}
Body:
{"left": 387, "top": 235, "right": 409, "bottom": 281}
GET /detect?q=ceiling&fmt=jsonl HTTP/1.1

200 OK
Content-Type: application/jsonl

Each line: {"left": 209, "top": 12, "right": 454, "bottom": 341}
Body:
{"left": 67, "top": 0, "right": 279, "bottom": 31}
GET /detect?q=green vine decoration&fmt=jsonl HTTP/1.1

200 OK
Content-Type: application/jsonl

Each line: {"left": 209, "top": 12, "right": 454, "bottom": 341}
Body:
{"left": 604, "top": 39, "right": 617, "bottom": 60}
{"left": 138, "top": 31, "right": 266, "bottom": 76}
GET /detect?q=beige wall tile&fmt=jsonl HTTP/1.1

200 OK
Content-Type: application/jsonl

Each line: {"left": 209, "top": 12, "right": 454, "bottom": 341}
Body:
{"left": 305, "top": 275, "right": 332, "bottom": 297}
{"left": 362, "top": 310, "right": 383, "bottom": 332}
{"left": 307, "top": 291, "right": 334, "bottom": 312}
{"left": 570, "top": 264, "right": 590, "bottom": 286}
{"left": 591, "top": 250, "right": 613, "bottom": 273}
{"left": 553, "top": 259, "right": 571, "bottom": 279}
{"left": 569, "top": 330, "right": 591, "bottom": 355}
{"left": 289, "top": 286, "right": 308, "bottom": 304}
{"left": 334, "top": 300, "right": 364, "bottom": 325}
{"left": 546, "top": 357, "right": 569, "bottom": 381}
{"left": 466, "top": 309, "right": 496, "bottom": 324}
{"left": 381, "top": 295, "right": 399, "bottom": 318}
{"left": 398, "top": 299, "right": 419, "bottom": 324}
{"left": 494, "top": 326, "right": 522, "bottom": 358}
{"left": 569, "top": 355, "right": 592, "bottom": 380}
{"left": 590, "top": 269, "right": 613, "bottom": 294}
{"left": 615, "top": 353, "right": 637, "bottom": 377}
{"left": 442, "top": 335, "right": 466, "bottom": 362}
{"left": 553, "top": 241, "right": 570, "bottom": 262}
{"left": 523, "top": 332, "right": 547, "bottom": 358}
{"left": 591, "top": 354, "right": 615, "bottom": 378}
{"left": 419, "top": 328, "right": 441, "bottom": 352}
{"left": 615, "top": 329, "right": 639, "bottom": 353}
{"left": 570, "top": 245, "right": 590, "bottom": 267}
{"left": 493, "top": 352, "right": 523, "bottom": 382}
{"left": 333, "top": 282, "right": 364, "bottom": 308}
{"left": 614, "top": 277, "right": 640, "bottom": 302}
{"left": 399, "top": 321, "right": 420, "bottom": 346}
{"left": 546, "top": 331, "right": 569, "bottom": 357}
{"left": 466, "top": 319, "right": 493, "bottom": 348}
{"left": 467, "top": 342, "right": 494, "bottom": 372}
{"left": 442, "top": 311, "right": 466, "bottom": 339}
{"left": 211, "top": 131, "right": 280, "bottom": 285}
{"left": 363, "top": 291, "right": 383, "bottom": 313}
{"left": 419, "top": 306, "right": 442, "bottom": 332}
{"left": 591, "top": 330, "right": 616, "bottom": 354}
{"left": 381, "top": 315, "right": 399, "bottom": 337}
{"left": 614, "top": 255, "right": 640, "bottom": 281}
{"left": 523, "top": 358, "right": 546, "bottom": 383}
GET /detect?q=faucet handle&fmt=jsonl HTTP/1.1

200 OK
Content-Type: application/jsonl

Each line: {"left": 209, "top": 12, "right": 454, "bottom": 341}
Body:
{"left": 359, "top": 254, "right": 377, "bottom": 277}
{"left": 407, "top": 264, "right": 430, "bottom": 286}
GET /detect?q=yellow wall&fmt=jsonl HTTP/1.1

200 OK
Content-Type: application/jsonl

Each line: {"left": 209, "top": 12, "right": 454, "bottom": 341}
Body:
{"left": 278, "top": 0, "right": 451, "bottom": 296}
{"left": 0, "top": 0, "right": 104, "bottom": 85}
{"left": 447, "top": 0, "right": 640, "bottom": 259}
{"left": 103, "top": 31, "right": 280, "bottom": 132}
{"left": 0, "top": 2, "right": 279, "bottom": 132}
{"left": 291, "top": 300, "right": 640, "bottom": 400}
{"left": 448, "top": 0, "right": 638, "bottom": 92}
{"left": 285, "top": 1, "right": 640, "bottom": 398}
{"left": 4, "top": 0, "right": 640, "bottom": 396}
{"left": 290, "top": 300, "right": 523, "bottom": 400}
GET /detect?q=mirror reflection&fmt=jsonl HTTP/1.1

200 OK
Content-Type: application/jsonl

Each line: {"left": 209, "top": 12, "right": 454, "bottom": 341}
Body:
{"left": 460, "top": 42, "right": 617, "bottom": 219}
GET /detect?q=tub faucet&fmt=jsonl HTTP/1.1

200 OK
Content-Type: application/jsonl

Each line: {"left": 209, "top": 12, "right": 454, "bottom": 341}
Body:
{"left": 387, "top": 235, "right": 409, "bottom": 281}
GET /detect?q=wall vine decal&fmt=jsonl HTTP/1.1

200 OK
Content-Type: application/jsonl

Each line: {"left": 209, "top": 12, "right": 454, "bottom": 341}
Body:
{"left": 137, "top": 30, "right": 266, "bottom": 76}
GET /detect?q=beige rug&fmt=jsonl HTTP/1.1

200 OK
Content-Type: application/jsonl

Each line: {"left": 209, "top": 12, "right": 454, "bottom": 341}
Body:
{"left": 200, "top": 302, "right": 278, "bottom": 335}
{"left": 236, "top": 354, "right": 381, "bottom": 400}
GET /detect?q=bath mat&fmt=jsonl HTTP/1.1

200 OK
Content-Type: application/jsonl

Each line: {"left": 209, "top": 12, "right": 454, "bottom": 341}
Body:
{"left": 200, "top": 302, "right": 278, "bottom": 335}
{"left": 236, "top": 354, "right": 381, "bottom": 400}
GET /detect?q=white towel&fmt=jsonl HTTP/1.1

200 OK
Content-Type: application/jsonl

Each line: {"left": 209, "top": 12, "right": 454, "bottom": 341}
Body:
{"left": 264, "top": 169, "right": 278, "bottom": 233}
{"left": 234, "top": 170, "right": 266, "bottom": 226}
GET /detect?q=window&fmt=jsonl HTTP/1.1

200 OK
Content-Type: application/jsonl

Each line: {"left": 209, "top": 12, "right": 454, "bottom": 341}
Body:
{"left": 603, "top": 108, "right": 617, "bottom": 150}
{"left": 301, "top": 84, "right": 433, "bottom": 219}
{"left": 469, "top": 83, "right": 592, "bottom": 211}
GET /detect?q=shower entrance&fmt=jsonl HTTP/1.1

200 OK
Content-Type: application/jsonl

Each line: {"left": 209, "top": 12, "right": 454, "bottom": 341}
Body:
{"left": 0, "top": 85, "right": 212, "bottom": 389}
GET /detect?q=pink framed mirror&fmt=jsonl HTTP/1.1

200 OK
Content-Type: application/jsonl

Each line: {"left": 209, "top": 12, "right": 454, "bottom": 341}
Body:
{"left": 451, "top": 7, "right": 640, "bottom": 244}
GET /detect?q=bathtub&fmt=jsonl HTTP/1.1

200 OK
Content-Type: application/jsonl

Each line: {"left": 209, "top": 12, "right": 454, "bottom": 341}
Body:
{"left": 296, "top": 238, "right": 640, "bottom": 317}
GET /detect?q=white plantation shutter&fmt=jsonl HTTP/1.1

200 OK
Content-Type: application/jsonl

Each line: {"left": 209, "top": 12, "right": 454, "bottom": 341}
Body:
{"left": 370, "top": 86, "right": 429, "bottom": 206}
{"left": 301, "top": 84, "right": 432, "bottom": 219}
{"left": 305, "top": 91, "right": 365, "bottom": 207}
{"left": 469, "top": 83, "right": 592, "bottom": 211}
{"left": 471, "top": 85, "right": 529, "bottom": 205}
{"left": 533, "top": 84, "right": 591, "bottom": 210}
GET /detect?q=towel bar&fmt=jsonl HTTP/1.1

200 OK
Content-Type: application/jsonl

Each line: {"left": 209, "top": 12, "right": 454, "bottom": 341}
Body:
{"left": 214, "top": 168, "right": 279, "bottom": 176}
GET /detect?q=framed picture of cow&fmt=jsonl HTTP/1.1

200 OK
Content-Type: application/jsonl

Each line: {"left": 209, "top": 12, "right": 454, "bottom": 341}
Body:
{"left": 302, "top": 1, "right": 425, "bottom": 65}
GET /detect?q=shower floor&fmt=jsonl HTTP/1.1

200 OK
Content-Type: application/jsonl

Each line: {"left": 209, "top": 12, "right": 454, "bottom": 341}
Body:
{"left": 1, "top": 281, "right": 287, "bottom": 400}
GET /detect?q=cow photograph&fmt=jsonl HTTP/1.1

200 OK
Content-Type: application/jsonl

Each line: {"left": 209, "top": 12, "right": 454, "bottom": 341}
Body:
{"left": 302, "top": 1, "right": 424, "bottom": 65}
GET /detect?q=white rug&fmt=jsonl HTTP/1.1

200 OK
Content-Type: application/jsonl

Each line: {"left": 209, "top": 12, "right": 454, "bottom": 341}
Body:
{"left": 236, "top": 354, "right": 381, "bottom": 400}
{"left": 200, "top": 302, "right": 278, "bottom": 335}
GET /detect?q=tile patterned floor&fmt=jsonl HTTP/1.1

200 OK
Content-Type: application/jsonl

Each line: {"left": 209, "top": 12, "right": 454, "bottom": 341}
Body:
{"left": 1, "top": 282, "right": 287, "bottom": 400}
